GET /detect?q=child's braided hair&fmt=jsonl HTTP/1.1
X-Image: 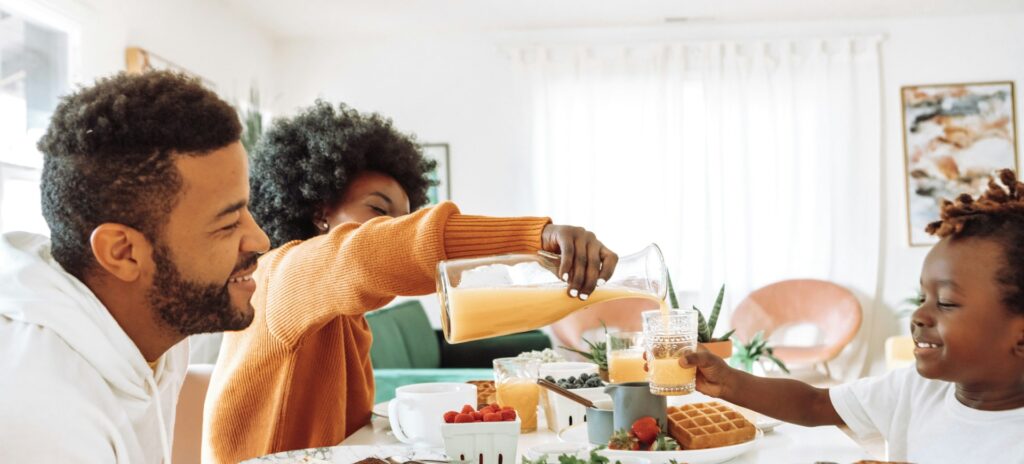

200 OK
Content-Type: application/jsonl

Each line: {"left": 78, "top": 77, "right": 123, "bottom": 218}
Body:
{"left": 926, "top": 169, "right": 1024, "bottom": 315}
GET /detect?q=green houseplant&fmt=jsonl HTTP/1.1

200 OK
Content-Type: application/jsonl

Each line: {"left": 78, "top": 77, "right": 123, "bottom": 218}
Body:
{"left": 730, "top": 330, "right": 789, "bottom": 374}
{"left": 667, "top": 276, "right": 735, "bottom": 358}
{"left": 237, "top": 86, "right": 263, "bottom": 154}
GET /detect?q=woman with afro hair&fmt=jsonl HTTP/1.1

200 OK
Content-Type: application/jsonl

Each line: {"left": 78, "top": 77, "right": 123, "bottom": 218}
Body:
{"left": 248, "top": 101, "right": 436, "bottom": 247}
{"left": 204, "top": 101, "right": 620, "bottom": 463}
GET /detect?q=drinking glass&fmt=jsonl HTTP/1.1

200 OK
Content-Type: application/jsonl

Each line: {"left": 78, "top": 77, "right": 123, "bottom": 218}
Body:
{"left": 493, "top": 357, "right": 541, "bottom": 432}
{"left": 642, "top": 309, "right": 698, "bottom": 396}
{"left": 606, "top": 331, "right": 646, "bottom": 384}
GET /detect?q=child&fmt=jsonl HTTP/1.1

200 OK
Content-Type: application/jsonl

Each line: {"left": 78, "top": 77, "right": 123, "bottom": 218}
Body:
{"left": 682, "top": 169, "right": 1024, "bottom": 462}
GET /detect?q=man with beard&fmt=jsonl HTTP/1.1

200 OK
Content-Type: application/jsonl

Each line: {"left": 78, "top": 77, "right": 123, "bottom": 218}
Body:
{"left": 0, "top": 71, "right": 270, "bottom": 463}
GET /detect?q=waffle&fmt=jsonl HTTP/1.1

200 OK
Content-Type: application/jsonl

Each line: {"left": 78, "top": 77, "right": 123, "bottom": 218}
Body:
{"left": 666, "top": 402, "right": 756, "bottom": 450}
{"left": 466, "top": 380, "right": 496, "bottom": 407}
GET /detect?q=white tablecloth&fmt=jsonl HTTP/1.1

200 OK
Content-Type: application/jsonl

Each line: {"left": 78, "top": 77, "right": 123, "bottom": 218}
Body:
{"left": 249, "top": 401, "right": 875, "bottom": 463}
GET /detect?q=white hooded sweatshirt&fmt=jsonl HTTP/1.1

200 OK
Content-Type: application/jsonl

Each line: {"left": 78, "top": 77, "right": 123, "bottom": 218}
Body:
{"left": 0, "top": 232, "right": 188, "bottom": 463}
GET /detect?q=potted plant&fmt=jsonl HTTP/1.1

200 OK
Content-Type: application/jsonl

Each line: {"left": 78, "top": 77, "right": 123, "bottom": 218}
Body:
{"left": 236, "top": 86, "right": 264, "bottom": 155}
{"left": 730, "top": 330, "right": 789, "bottom": 374}
{"left": 667, "top": 277, "right": 735, "bottom": 359}
{"left": 560, "top": 322, "right": 610, "bottom": 381}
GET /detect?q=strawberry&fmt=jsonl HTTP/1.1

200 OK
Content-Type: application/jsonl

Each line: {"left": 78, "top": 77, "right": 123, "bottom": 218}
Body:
{"left": 631, "top": 416, "right": 661, "bottom": 446}
{"left": 478, "top": 405, "right": 497, "bottom": 415}
{"left": 454, "top": 413, "right": 475, "bottom": 423}
{"left": 483, "top": 413, "right": 502, "bottom": 422}
{"left": 471, "top": 411, "right": 484, "bottom": 421}
{"left": 442, "top": 411, "right": 458, "bottom": 424}
{"left": 489, "top": 403, "right": 501, "bottom": 411}
{"left": 607, "top": 429, "right": 640, "bottom": 451}
{"left": 500, "top": 409, "right": 516, "bottom": 421}
{"left": 461, "top": 405, "right": 475, "bottom": 414}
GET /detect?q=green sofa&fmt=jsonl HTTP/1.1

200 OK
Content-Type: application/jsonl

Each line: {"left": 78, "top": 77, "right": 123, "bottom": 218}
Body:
{"left": 366, "top": 300, "right": 551, "bottom": 403}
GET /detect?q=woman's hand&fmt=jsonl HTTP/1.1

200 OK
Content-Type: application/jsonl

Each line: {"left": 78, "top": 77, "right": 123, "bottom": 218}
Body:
{"left": 540, "top": 224, "right": 618, "bottom": 300}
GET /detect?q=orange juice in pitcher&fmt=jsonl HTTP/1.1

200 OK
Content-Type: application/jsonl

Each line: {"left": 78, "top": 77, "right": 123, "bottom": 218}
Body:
{"left": 437, "top": 244, "right": 668, "bottom": 343}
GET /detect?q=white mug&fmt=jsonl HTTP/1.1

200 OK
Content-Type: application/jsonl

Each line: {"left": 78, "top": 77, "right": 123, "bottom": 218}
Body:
{"left": 388, "top": 382, "right": 477, "bottom": 446}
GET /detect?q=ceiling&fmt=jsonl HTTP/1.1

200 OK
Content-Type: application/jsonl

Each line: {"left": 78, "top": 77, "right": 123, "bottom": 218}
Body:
{"left": 220, "top": 0, "right": 1024, "bottom": 40}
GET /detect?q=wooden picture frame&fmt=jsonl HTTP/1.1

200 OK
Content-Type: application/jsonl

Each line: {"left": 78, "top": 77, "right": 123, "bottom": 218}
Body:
{"left": 421, "top": 143, "right": 451, "bottom": 205}
{"left": 124, "top": 46, "right": 215, "bottom": 89}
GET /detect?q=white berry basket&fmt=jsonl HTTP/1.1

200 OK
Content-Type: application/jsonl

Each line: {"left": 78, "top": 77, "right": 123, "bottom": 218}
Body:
{"left": 441, "top": 418, "right": 521, "bottom": 464}
{"left": 547, "top": 386, "right": 608, "bottom": 432}
{"left": 539, "top": 362, "right": 602, "bottom": 432}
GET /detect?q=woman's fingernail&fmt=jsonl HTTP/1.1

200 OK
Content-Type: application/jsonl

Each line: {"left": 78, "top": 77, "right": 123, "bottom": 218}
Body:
{"left": 569, "top": 289, "right": 579, "bottom": 298}
{"left": 562, "top": 273, "right": 569, "bottom": 281}
{"left": 580, "top": 293, "right": 589, "bottom": 301}
{"left": 596, "top": 278, "right": 607, "bottom": 286}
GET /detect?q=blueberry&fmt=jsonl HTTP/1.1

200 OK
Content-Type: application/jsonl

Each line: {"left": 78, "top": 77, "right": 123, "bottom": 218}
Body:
{"left": 567, "top": 376, "right": 577, "bottom": 384}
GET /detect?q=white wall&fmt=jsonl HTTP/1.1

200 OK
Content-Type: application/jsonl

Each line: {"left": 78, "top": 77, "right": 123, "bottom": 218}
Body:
{"left": 274, "top": 35, "right": 534, "bottom": 217}
{"left": 120, "top": 0, "right": 276, "bottom": 104}
{"left": 274, "top": 13, "right": 1024, "bottom": 370}
{"left": 2, "top": 0, "right": 275, "bottom": 105}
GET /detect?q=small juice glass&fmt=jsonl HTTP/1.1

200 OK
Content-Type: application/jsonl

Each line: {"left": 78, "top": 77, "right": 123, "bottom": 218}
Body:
{"left": 642, "top": 309, "right": 697, "bottom": 396}
{"left": 606, "top": 331, "right": 647, "bottom": 384}
{"left": 493, "top": 357, "right": 540, "bottom": 432}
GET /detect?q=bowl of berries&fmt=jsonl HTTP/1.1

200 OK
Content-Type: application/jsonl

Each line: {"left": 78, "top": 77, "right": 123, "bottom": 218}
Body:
{"left": 540, "top": 368, "right": 608, "bottom": 432}
{"left": 441, "top": 403, "right": 520, "bottom": 464}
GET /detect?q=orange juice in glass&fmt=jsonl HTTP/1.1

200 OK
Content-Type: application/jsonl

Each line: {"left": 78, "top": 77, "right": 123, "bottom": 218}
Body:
{"left": 643, "top": 309, "right": 697, "bottom": 396}
{"left": 607, "top": 331, "right": 647, "bottom": 383}
{"left": 494, "top": 357, "right": 540, "bottom": 432}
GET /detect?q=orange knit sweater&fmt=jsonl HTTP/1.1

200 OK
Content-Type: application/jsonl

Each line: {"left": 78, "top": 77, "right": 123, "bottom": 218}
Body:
{"left": 202, "top": 202, "right": 550, "bottom": 463}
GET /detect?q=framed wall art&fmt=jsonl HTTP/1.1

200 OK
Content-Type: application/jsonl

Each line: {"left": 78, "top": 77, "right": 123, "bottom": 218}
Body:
{"left": 901, "top": 81, "right": 1018, "bottom": 246}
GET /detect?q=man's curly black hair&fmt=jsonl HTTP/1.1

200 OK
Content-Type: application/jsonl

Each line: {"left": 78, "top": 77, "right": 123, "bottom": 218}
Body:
{"left": 250, "top": 100, "right": 436, "bottom": 248}
{"left": 38, "top": 71, "right": 241, "bottom": 279}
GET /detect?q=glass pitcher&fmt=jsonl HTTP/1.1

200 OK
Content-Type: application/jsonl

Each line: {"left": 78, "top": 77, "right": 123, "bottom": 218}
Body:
{"left": 437, "top": 243, "right": 668, "bottom": 343}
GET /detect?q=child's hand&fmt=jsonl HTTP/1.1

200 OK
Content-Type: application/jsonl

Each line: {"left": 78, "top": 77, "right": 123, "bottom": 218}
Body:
{"left": 540, "top": 224, "right": 618, "bottom": 300}
{"left": 681, "top": 350, "right": 737, "bottom": 398}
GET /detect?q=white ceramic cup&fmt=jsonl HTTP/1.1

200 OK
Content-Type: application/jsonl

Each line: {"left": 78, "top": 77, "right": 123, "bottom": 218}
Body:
{"left": 388, "top": 382, "right": 477, "bottom": 447}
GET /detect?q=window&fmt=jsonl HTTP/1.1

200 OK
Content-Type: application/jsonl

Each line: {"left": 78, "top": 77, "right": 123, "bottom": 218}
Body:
{"left": 0, "top": 6, "right": 70, "bottom": 234}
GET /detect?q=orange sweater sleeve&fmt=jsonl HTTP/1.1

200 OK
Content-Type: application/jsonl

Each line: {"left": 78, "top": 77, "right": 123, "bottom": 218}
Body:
{"left": 261, "top": 201, "right": 550, "bottom": 349}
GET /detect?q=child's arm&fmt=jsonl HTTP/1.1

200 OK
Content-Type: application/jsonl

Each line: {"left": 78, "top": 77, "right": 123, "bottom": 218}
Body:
{"left": 682, "top": 350, "right": 845, "bottom": 427}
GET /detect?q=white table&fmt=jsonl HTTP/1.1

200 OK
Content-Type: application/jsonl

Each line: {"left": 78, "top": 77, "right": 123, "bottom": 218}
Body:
{"left": 341, "top": 417, "right": 872, "bottom": 464}
{"left": 247, "top": 400, "right": 876, "bottom": 463}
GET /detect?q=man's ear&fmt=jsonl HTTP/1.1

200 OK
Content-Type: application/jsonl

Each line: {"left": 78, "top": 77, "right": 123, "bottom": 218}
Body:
{"left": 89, "top": 224, "right": 153, "bottom": 283}
{"left": 1014, "top": 324, "right": 1024, "bottom": 359}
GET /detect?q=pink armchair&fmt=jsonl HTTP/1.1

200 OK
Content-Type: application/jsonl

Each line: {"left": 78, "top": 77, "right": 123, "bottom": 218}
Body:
{"left": 731, "top": 279, "right": 861, "bottom": 378}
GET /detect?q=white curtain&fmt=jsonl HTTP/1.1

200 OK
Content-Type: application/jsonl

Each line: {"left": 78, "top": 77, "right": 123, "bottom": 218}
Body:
{"left": 516, "top": 37, "right": 882, "bottom": 380}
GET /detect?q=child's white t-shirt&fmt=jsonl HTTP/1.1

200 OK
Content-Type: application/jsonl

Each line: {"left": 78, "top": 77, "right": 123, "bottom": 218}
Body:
{"left": 829, "top": 366, "right": 1024, "bottom": 462}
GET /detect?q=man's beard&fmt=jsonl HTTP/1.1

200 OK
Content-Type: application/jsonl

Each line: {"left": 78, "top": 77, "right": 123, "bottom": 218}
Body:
{"left": 147, "top": 244, "right": 257, "bottom": 336}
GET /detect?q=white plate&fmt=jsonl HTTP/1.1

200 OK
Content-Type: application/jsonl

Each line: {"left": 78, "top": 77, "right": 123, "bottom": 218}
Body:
{"left": 372, "top": 401, "right": 389, "bottom": 418}
{"left": 558, "top": 424, "right": 762, "bottom": 464}
{"left": 755, "top": 416, "right": 781, "bottom": 433}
